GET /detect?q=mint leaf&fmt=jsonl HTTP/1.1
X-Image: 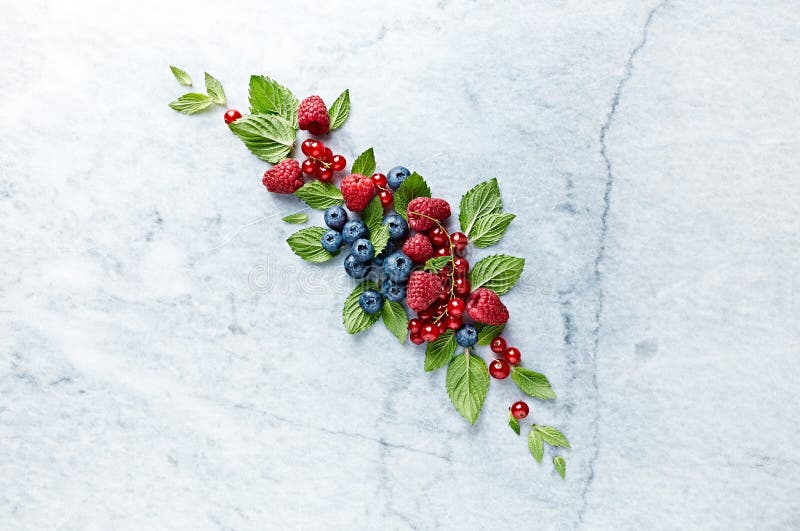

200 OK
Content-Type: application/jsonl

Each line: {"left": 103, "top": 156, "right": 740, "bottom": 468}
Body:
{"left": 476, "top": 324, "right": 505, "bottom": 346}
{"left": 343, "top": 281, "right": 381, "bottom": 334}
{"left": 424, "top": 256, "right": 451, "bottom": 273}
{"left": 445, "top": 352, "right": 489, "bottom": 424}
{"left": 468, "top": 255, "right": 525, "bottom": 295}
{"left": 553, "top": 456, "right": 566, "bottom": 479}
{"left": 169, "top": 93, "right": 214, "bottom": 114}
{"left": 328, "top": 89, "right": 350, "bottom": 131}
{"left": 169, "top": 66, "right": 192, "bottom": 86}
{"left": 370, "top": 225, "right": 390, "bottom": 256}
{"left": 282, "top": 213, "right": 308, "bottom": 224}
{"left": 511, "top": 367, "right": 556, "bottom": 400}
{"left": 470, "top": 213, "right": 515, "bottom": 248}
{"left": 295, "top": 181, "right": 344, "bottom": 209}
{"left": 508, "top": 411, "right": 521, "bottom": 436}
{"left": 382, "top": 300, "right": 408, "bottom": 343}
{"left": 394, "top": 172, "right": 431, "bottom": 220}
{"left": 528, "top": 425, "right": 544, "bottom": 462}
{"left": 360, "top": 196, "right": 383, "bottom": 233}
{"left": 204, "top": 72, "right": 226, "bottom": 105}
{"left": 459, "top": 178, "right": 502, "bottom": 235}
{"left": 424, "top": 330, "right": 457, "bottom": 372}
{"left": 248, "top": 75, "right": 299, "bottom": 128}
{"left": 536, "top": 426, "right": 570, "bottom": 448}
{"left": 286, "top": 226, "right": 336, "bottom": 263}
{"left": 228, "top": 114, "right": 295, "bottom": 163}
{"left": 351, "top": 148, "right": 376, "bottom": 176}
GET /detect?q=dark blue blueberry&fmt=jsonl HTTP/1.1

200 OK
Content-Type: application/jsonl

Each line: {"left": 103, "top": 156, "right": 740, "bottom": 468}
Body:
{"left": 359, "top": 289, "right": 384, "bottom": 314}
{"left": 351, "top": 238, "right": 375, "bottom": 263}
{"left": 455, "top": 324, "right": 478, "bottom": 347}
{"left": 372, "top": 241, "right": 396, "bottom": 266}
{"left": 383, "top": 251, "right": 413, "bottom": 282}
{"left": 381, "top": 279, "right": 407, "bottom": 302}
{"left": 324, "top": 206, "right": 348, "bottom": 230}
{"left": 342, "top": 220, "right": 368, "bottom": 244}
{"left": 383, "top": 213, "right": 409, "bottom": 241}
{"left": 344, "top": 254, "right": 370, "bottom": 279}
{"left": 387, "top": 166, "right": 411, "bottom": 190}
{"left": 321, "top": 229, "right": 343, "bottom": 253}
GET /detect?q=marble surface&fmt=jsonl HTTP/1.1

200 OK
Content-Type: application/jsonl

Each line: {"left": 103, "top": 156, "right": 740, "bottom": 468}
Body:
{"left": 1, "top": 0, "right": 799, "bottom": 529}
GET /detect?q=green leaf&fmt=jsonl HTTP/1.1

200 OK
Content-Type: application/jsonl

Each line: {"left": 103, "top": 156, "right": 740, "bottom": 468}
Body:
{"left": 511, "top": 367, "right": 556, "bottom": 400}
{"left": 528, "top": 425, "right": 544, "bottom": 462}
{"left": 351, "top": 147, "right": 376, "bottom": 176}
{"left": 343, "top": 282, "right": 381, "bottom": 334}
{"left": 459, "top": 178, "right": 502, "bottom": 235}
{"left": 295, "top": 181, "right": 344, "bottom": 209}
{"left": 445, "top": 352, "right": 489, "bottom": 424}
{"left": 370, "top": 225, "right": 390, "bottom": 256}
{"left": 382, "top": 300, "right": 408, "bottom": 343}
{"left": 424, "top": 256, "right": 451, "bottom": 273}
{"left": 470, "top": 213, "right": 515, "bottom": 248}
{"left": 169, "top": 66, "right": 192, "bottom": 86}
{"left": 508, "top": 411, "right": 521, "bottom": 436}
{"left": 394, "top": 172, "right": 431, "bottom": 219}
{"left": 286, "top": 226, "right": 336, "bottom": 263}
{"left": 281, "top": 213, "right": 308, "bottom": 224}
{"left": 424, "top": 330, "right": 457, "bottom": 372}
{"left": 248, "top": 75, "right": 299, "bottom": 128}
{"left": 204, "top": 72, "right": 226, "bottom": 105}
{"left": 360, "top": 196, "right": 383, "bottom": 233}
{"left": 536, "top": 426, "right": 571, "bottom": 448}
{"left": 469, "top": 255, "right": 525, "bottom": 295}
{"left": 168, "top": 93, "right": 214, "bottom": 114}
{"left": 476, "top": 324, "right": 505, "bottom": 346}
{"left": 553, "top": 456, "right": 566, "bottom": 479}
{"left": 328, "top": 89, "right": 350, "bottom": 131}
{"left": 228, "top": 114, "right": 296, "bottom": 163}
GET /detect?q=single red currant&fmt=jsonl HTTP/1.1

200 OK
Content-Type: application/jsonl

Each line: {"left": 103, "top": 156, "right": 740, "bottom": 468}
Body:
{"left": 436, "top": 320, "right": 447, "bottom": 335}
{"left": 379, "top": 190, "right": 393, "bottom": 208}
{"left": 321, "top": 147, "right": 333, "bottom": 164}
{"left": 224, "top": 109, "right": 242, "bottom": 124}
{"left": 504, "top": 346, "right": 521, "bottom": 365}
{"left": 309, "top": 141, "right": 325, "bottom": 159}
{"left": 318, "top": 166, "right": 333, "bottom": 182}
{"left": 410, "top": 332, "right": 424, "bottom": 345}
{"left": 371, "top": 173, "right": 388, "bottom": 188}
{"left": 450, "top": 232, "right": 468, "bottom": 254}
{"left": 421, "top": 323, "right": 441, "bottom": 342}
{"left": 511, "top": 401, "right": 529, "bottom": 419}
{"left": 447, "top": 298, "right": 465, "bottom": 316}
{"left": 435, "top": 247, "right": 450, "bottom": 258}
{"left": 445, "top": 314, "right": 463, "bottom": 330}
{"left": 331, "top": 155, "right": 347, "bottom": 172}
{"left": 489, "top": 358, "right": 510, "bottom": 379}
{"left": 453, "top": 257, "right": 469, "bottom": 276}
{"left": 408, "top": 318, "right": 422, "bottom": 334}
{"left": 429, "top": 227, "right": 449, "bottom": 247}
{"left": 301, "top": 159, "right": 316, "bottom": 176}
{"left": 437, "top": 291, "right": 450, "bottom": 303}
{"left": 418, "top": 310, "right": 433, "bottom": 321}
{"left": 453, "top": 276, "right": 470, "bottom": 296}
{"left": 490, "top": 337, "right": 507, "bottom": 354}
{"left": 301, "top": 139, "right": 316, "bottom": 156}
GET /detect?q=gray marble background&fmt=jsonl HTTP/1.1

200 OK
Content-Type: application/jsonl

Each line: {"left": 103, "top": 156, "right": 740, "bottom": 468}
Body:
{"left": 1, "top": 0, "right": 798, "bottom": 529}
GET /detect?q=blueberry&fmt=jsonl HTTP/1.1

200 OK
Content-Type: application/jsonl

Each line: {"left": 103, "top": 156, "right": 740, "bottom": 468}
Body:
{"left": 321, "top": 229, "right": 343, "bottom": 253}
{"left": 344, "top": 254, "right": 370, "bottom": 279}
{"left": 359, "top": 289, "right": 384, "bottom": 314}
{"left": 351, "top": 238, "right": 375, "bottom": 263}
{"left": 387, "top": 166, "right": 411, "bottom": 190}
{"left": 383, "top": 251, "right": 413, "bottom": 282}
{"left": 381, "top": 279, "right": 407, "bottom": 302}
{"left": 455, "top": 324, "right": 478, "bottom": 347}
{"left": 342, "top": 220, "right": 368, "bottom": 244}
{"left": 383, "top": 213, "right": 409, "bottom": 241}
{"left": 324, "top": 206, "right": 348, "bottom": 230}
{"left": 372, "top": 241, "right": 396, "bottom": 266}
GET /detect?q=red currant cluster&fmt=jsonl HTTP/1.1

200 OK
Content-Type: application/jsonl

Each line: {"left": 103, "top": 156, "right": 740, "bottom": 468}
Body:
{"left": 368, "top": 173, "right": 394, "bottom": 209}
{"left": 300, "top": 139, "right": 347, "bottom": 182}
{"left": 487, "top": 336, "right": 522, "bottom": 379}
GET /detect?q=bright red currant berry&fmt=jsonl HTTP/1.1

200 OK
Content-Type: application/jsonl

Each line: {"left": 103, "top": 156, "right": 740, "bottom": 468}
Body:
{"left": 410, "top": 332, "right": 424, "bottom": 345}
{"left": 489, "top": 358, "right": 510, "bottom": 379}
{"left": 490, "top": 336, "right": 507, "bottom": 354}
{"left": 379, "top": 190, "right": 393, "bottom": 208}
{"left": 453, "top": 276, "right": 471, "bottom": 296}
{"left": 437, "top": 291, "right": 450, "bottom": 303}
{"left": 301, "top": 159, "right": 316, "bottom": 176}
{"left": 511, "top": 401, "right": 529, "bottom": 419}
{"left": 418, "top": 310, "right": 433, "bottom": 321}
{"left": 429, "top": 227, "right": 449, "bottom": 247}
{"left": 504, "top": 346, "right": 521, "bottom": 365}
{"left": 301, "top": 139, "right": 316, "bottom": 156}
{"left": 421, "top": 323, "right": 441, "bottom": 342}
{"left": 321, "top": 147, "right": 333, "bottom": 164}
{"left": 331, "top": 155, "right": 347, "bottom": 172}
{"left": 309, "top": 140, "right": 325, "bottom": 159}
{"left": 436, "top": 320, "right": 447, "bottom": 334}
{"left": 408, "top": 318, "right": 422, "bottom": 334}
{"left": 371, "top": 173, "right": 388, "bottom": 188}
{"left": 453, "top": 257, "right": 469, "bottom": 276}
{"left": 224, "top": 109, "right": 242, "bottom": 124}
{"left": 447, "top": 298, "right": 465, "bottom": 316}
{"left": 445, "top": 314, "right": 462, "bottom": 330}
{"left": 435, "top": 247, "right": 450, "bottom": 257}
{"left": 450, "top": 232, "right": 468, "bottom": 254}
{"left": 318, "top": 166, "right": 333, "bottom": 182}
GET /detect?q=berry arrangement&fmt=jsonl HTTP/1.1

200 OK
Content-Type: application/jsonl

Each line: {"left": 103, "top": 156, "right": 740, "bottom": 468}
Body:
{"left": 169, "top": 67, "right": 570, "bottom": 478}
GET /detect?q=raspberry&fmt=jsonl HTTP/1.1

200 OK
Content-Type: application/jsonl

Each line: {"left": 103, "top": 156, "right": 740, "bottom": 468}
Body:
{"left": 406, "top": 271, "right": 445, "bottom": 312}
{"left": 262, "top": 159, "right": 303, "bottom": 194}
{"left": 340, "top": 174, "right": 375, "bottom": 212}
{"left": 407, "top": 197, "right": 451, "bottom": 231}
{"left": 466, "top": 288, "right": 509, "bottom": 325}
{"left": 298, "top": 95, "right": 330, "bottom": 135}
{"left": 401, "top": 233, "right": 434, "bottom": 264}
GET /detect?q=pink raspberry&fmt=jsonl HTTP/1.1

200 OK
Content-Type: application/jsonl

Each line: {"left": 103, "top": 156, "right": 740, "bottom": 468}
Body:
{"left": 262, "top": 159, "right": 303, "bottom": 194}
{"left": 402, "top": 233, "right": 434, "bottom": 264}
{"left": 340, "top": 174, "right": 375, "bottom": 212}
{"left": 466, "top": 288, "right": 509, "bottom": 325}
{"left": 407, "top": 197, "right": 451, "bottom": 231}
{"left": 406, "top": 271, "right": 445, "bottom": 312}
{"left": 298, "top": 95, "right": 330, "bottom": 135}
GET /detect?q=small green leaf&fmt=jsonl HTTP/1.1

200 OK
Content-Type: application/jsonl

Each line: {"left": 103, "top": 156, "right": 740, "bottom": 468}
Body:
{"left": 394, "top": 172, "right": 431, "bottom": 219}
{"left": 553, "top": 456, "right": 566, "bottom": 479}
{"left": 476, "top": 324, "right": 505, "bottom": 346}
{"left": 370, "top": 225, "right": 390, "bottom": 256}
{"left": 168, "top": 93, "right": 214, "bottom": 114}
{"left": 528, "top": 426, "right": 544, "bottom": 462}
{"left": 228, "top": 114, "right": 296, "bottom": 163}
{"left": 169, "top": 66, "right": 192, "bottom": 86}
{"left": 343, "top": 281, "right": 381, "bottom": 334}
{"left": 295, "top": 181, "right": 344, "bottom": 209}
{"left": 424, "top": 330, "right": 457, "bottom": 372}
{"left": 460, "top": 178, "right": 502, "bottom": 235}
{"left": 204, "top": 72, "right": 226, "bottom": 105}
{"left": 382, "top": 300, "right": 408, "bottom": 343}
{"left": 328, "top": 89, "right": 350, "bottom": 131}
{"left": 508, "top": 411, "right": 521, "bottom": 436}
{"left": 445, "top": 352, "right": 489, "bottom": 424}
{"left": 248, "top": 75, "right": 299, "bottom": 127}
{"left": 282, "top": 213, "right": 308, "bottom": 224}
{"left": 286, "top": 226, "right": 335, "bottom": 263}
{"left": 424, "top": 256, "right": 451, "bottom": 273}
{"left": 536, "top": 426, "right": 571, "bottom": 448}
{"left": 351, "top": 148, "right": 376, "bottom": 176}
{"left": 360, "top": 196, "right": 383, "bottom": 234}
{"left": 511, "top": 367, "right": 556, "bottom": 400}
{"left": 469, "top": 255, "right": 525, "bottom": 295}
{"left": 470, "top": 213, "right": 515, "bottom": 248}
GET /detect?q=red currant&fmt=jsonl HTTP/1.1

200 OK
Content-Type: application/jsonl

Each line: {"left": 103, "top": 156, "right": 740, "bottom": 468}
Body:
{"left": 379, "top": 190, "right": 393, "bottom": 208}
{"left": 489, "top": 358, "right": 510, "bottom": 379}
{"left": 421, "top": 323, "right": 441, "bottom": 342}
{"left": 438, "top": 264, "right": 452, "bottom": 277}
{"left": 453, "top": 276, "right": 470, "bottom": 296}
{"left": 309, "top": 141, "right": 325, "bottom": 159}
{"left": 224, "top": 109, "right": 242, "bottom": 124}
{"left": 429, "top": 227, "right": 449, "bottom": 247}
{"left": 318, "top": 166, "right": 333, "bottom": 182}
{"left": 450, "top": 232, "right": 468, "bottom": 254}
{"left": 504, "top": 346, "right": 521, "bottom": 365}
{"left": 301, "top": 159, "right": 316, "bottom": 176}
{"left": 408, "top": 318, "right": 422, "bottom": 334}
{"left": 418, "top": 310, "right": 433, "bottom": 321}
{"left": 445, "top": 314, "right": 462, "bottom": 330}
{"left": 511, "top": 401, "right": 529, "bottom": 419}
{"left": 331, "top": 155, "right": 347, "bottom": 172}
{"left": 437, "top": 291, "right": 450, "bottom": 303}
{"left": 490, "top": 337, "right": 507, "bottom": 354}
{"left": 321, "top": 147, "right": 333, "bottom": 164}
{"left": 435, "top": 247, "right": 450, "bottom": 257}
{"left": 371, "top": 173, "right": 388, "bottom": 188}
{"left": 447, "top": 298, "right": 465, "bottom": 316}
{"left": 436, "top": 320, "right": 447, "bottom": 335}
{"left": 410, "top": 332, "right": 424, "bottom": 345}
{"left": 453, "top": 257, "right": 469, "bottom": 276}
{"left": 301, "top": 139, "right": 316, "bottom": 157}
